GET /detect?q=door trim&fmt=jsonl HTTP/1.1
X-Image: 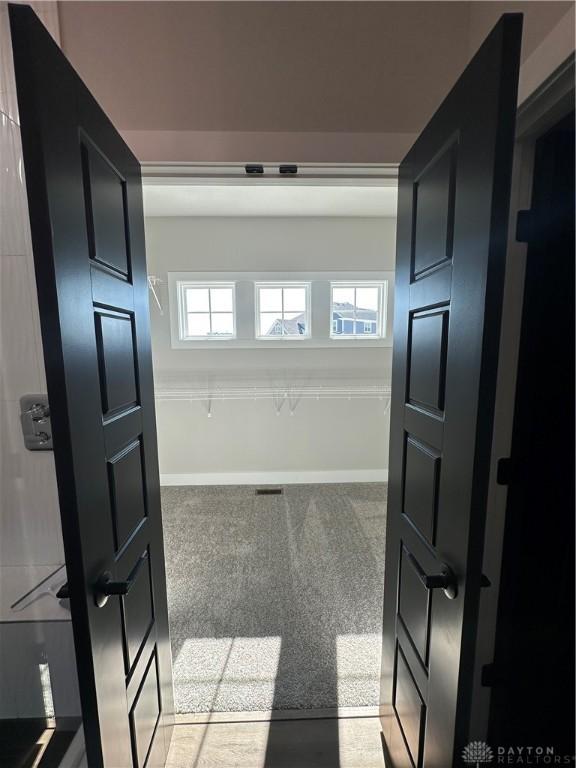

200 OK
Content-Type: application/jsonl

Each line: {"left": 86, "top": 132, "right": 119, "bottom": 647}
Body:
{"left": 516, "top": 52, "right": 575, "bottom": 139}
{"left": 468, "top": 50, "right": 575, "bottom": 742}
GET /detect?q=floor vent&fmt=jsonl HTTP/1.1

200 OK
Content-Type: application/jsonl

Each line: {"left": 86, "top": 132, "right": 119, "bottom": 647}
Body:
{"left": 255, "top": 488, "right": 283, "bottom": 496}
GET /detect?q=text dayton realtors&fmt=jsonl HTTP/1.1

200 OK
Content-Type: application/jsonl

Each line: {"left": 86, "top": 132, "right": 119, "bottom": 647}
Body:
{"left": 496, "top": 746, "right": 575, "bottom": 764}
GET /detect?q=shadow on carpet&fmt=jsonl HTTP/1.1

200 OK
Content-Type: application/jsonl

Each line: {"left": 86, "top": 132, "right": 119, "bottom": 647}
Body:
{"left": 161, "top": 482, "right": 387, "bottom": 713}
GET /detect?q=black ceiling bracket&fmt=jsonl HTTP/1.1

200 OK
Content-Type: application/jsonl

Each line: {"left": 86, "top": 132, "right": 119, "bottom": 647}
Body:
{"left": 245, "top": 164, "right": 264, "bottom": 175}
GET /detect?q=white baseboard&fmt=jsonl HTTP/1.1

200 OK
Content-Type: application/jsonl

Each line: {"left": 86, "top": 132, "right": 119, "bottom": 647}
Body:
{"left": 160, "top": 469, "right": 388, "bottom": 486}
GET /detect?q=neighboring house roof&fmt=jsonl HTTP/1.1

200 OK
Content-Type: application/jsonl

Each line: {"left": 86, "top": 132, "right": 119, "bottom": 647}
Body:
{"left": 332, "top": 302, "right": 377, "bottom": 321}
{"left": 266, "top": 312, "right": 307, "bottom": 335}
{"left": 263, "top": 303, "right": 377, "bottom": 335}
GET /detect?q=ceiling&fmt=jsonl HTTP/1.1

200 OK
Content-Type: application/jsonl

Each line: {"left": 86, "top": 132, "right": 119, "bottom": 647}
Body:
{"left": 59, "top": 2, "right": 572, "bottom": 134}
{"left": 56, "top": 2, "right": 574, "bottom": 163}
{"left": 142, "top": 183, "right": 398, "bottom": 218}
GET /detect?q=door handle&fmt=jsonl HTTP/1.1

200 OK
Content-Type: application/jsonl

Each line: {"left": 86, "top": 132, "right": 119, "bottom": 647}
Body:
{"left": 408, "top": 552, "right": 458, "bottom": 599}
{"left": 56, "top": 582, "right": 70, "bottom": 599}
{"left": 94, "top": 553, "right": 147, "bottom": 608}
{"left": 94, "top": 571, "right": 133, "bottom": 608}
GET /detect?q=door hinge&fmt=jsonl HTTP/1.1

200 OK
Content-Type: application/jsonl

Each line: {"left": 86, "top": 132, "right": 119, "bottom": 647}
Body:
{"left": 515, "top": 209, "right": 534, "bottom": 243}
{"left": 496, "top": 457, "right": 511, "bottom": 485}
{"left": 20, "top": 394, "right": 52, "bottom": 451}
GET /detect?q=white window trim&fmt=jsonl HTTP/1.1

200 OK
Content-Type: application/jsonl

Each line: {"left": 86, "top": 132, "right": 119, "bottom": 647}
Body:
{"left": 167, "top": 271, "right": 393, "bottom": 349}
{"left": 329, "top": 281, "right": 387, "bottom": 340}
{"left": 254, "top": 281, "right": 311, "bottom": 341}
{"left": 177, "top": 281, "right": 237, "bottom": 341}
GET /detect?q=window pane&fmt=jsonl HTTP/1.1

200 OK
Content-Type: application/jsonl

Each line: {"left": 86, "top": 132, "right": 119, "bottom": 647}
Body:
{"left": 332, "top": 286, "right": 355, "bottom": 306}
{"left": 211, "top": 313, "right": 234, "bottom": 335}
{"left": 259, "top": 313, "right": 281, "bottom": 336}
{"left": 210, "top": 287, "right": 233, "bottom": 312}
{"left": 186, "top": 288, "right": 209, "bottom": 312}
{"left": 356, "top": 286, "right": 379, "bottom": 311}
{"left": 283, "top": 311, "right": 308, "bottom": 335}
{"left": 187, "top": 313, "right": 210, "bottom": 336}
{"left": 259, "top": 288, "right": 282, "bottom": 312}
{"left": 283, "top": 287, "right": 306, "bottom": 312}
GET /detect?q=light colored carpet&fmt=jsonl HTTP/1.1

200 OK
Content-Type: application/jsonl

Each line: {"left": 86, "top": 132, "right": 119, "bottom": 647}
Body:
{"left": 161, "top": 483, "right": 387, "bottom": 714}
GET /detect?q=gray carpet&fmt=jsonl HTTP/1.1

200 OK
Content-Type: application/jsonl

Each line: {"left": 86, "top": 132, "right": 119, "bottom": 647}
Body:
{"left": 161, "top": 483, "right": 387, "bottom": 714}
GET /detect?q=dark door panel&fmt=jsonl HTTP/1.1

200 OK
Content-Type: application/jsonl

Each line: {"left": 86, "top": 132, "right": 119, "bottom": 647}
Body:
{"left": 10, "top": 6, "right": 173, "bottom": 766}
{"left": 380, "top": 15, "right": 523, "bottom": 768}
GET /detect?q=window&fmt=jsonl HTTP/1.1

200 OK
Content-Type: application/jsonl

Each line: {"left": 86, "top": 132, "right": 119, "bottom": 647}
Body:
{"left": 169, "top": 271, "right": 391, "bottom": 349}
{"left": 330, "top": 282, "right": 385, "bottom": 339}
{"left": 255, "top": 282, "right": 311, "bottom": 339}
{"left": 177, "top": 282, "right": 236, "bottom": 340}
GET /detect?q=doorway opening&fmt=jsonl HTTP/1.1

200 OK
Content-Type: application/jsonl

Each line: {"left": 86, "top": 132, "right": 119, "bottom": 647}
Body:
{"left": 142, "top": 166, "right": 396, "bottom": 732}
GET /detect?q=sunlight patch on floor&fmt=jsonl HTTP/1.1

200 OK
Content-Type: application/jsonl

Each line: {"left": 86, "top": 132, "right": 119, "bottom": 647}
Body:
{"left": 336, "top": 633, "right": 382, "bottom": 703}
{"left": 173, "top": 636, "right": 282, "bottom": 712}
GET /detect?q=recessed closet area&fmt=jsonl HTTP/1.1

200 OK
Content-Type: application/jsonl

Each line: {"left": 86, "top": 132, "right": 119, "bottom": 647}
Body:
{"left": 143, "top": 175, "right": 396, "bottom": 717}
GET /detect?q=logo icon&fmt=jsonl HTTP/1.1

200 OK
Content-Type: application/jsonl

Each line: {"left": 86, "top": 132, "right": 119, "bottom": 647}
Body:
{"left": 462, "top": 741, "right": 494, "bottom": 767}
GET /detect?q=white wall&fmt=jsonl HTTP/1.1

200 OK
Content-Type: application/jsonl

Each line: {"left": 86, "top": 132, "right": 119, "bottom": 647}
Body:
{"left": 0, "top": 2, "right": 80, "bottom": 724}
{"left": 145, "top": 215, "right": 396, "bottom": 483}
{"left": 0, "top": 2, "right": 63, "bottom": 569}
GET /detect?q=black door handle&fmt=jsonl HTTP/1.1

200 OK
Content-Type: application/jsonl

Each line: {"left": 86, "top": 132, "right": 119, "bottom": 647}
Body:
{"left": 408, "top": 552, "right": 458, "bottom": 599}
{"left": 94, "top": 553, "right": 147, "bottom": 608}
{"left": 56, "top": 582, "right": 70, "bottom": 599}
{"left": 94, "top": 571, "right": 132, "bottom": 608}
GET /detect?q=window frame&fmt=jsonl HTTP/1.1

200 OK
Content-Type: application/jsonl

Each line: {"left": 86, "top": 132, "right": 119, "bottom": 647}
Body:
{"left": 329, "top": 281, "right": 386, "bottom": 340}
{"left": 177, "top": 281, "right": 237, "bottom": 341}
{"left": 254, "top": 281, "right": 312, "bottom": 341}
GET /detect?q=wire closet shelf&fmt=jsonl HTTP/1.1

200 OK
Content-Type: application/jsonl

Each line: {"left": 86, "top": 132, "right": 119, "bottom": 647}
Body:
{"left": 154, "top": 380, "right": 392, "bottom": 417}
